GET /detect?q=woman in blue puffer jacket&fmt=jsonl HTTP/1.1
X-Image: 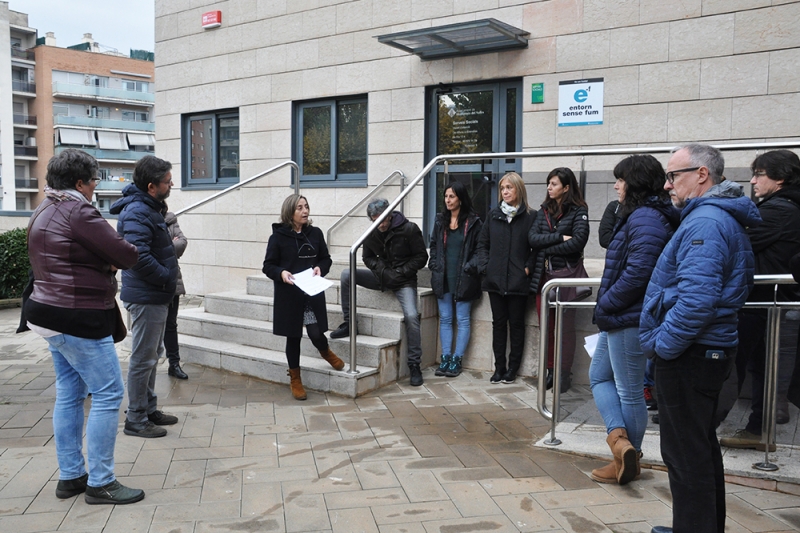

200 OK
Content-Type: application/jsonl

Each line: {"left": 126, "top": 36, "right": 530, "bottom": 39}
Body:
{"left": 589, "top": 155, "right": 680, "bottom": 486}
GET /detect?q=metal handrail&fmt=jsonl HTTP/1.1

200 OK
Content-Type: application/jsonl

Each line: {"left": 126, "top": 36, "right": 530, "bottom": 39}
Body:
{"left": 344, "top": 141, "right": 800, "bottom": 374}
{"left": 174, "top": 160, "right": 299, "bottom": 217}
{"left": 326, "top": 170, "right": 405, "bottom": 246}
{"left": 536, "top": 274, "right": 799, "bottom": 472}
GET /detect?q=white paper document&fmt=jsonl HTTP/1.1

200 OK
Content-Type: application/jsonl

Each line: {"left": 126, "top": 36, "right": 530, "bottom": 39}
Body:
{"left": 292, "top": 268, "right": 333, "bottom": 296}
{"left": 584, "top": 333, "right": 600, "bottom": 359}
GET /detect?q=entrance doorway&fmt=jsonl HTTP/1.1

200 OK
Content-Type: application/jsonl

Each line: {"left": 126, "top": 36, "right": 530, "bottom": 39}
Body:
{"left": 425, "top": 80, "right": 522, "bottom": 233}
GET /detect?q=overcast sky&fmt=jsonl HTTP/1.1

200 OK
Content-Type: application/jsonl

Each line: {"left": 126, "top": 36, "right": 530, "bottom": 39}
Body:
{"left": 12, "top": 0, "right": 155, "bottom": 54}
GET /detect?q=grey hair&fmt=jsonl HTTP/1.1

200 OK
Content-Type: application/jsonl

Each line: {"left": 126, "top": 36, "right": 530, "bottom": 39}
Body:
{"left": 675, "top": 143, "right": 725, "bottom": 184}
{"left": 366, "top": 198, "right": 390, "bottom": 219}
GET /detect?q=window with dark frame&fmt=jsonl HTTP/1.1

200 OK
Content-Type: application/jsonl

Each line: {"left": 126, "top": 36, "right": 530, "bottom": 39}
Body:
{"left": 294, "top": 96, "right": 367, "bottom": 185}
{"left": 181, "top": 109, "right": 239, "bottom": 187}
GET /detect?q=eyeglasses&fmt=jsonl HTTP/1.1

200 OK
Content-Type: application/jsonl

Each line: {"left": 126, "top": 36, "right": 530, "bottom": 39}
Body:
{"left": 665, "top": 167, "right": 701, "bottom": 184}
{"left": 752, "top": 171, "right": 768, "bottom": 179}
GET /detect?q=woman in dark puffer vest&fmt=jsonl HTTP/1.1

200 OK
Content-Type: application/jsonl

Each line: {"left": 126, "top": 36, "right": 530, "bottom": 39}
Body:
{"left": 528, "top": 168, "right": 590, "bottom": 391}
{"left": 429, "top": 181, "right": 483, "bottom": 378}
{"left": 589, "top": 155, "right": 679, "bottom": 486}
{"left": 475, "top": 172, "right": 536, "bottom": 384}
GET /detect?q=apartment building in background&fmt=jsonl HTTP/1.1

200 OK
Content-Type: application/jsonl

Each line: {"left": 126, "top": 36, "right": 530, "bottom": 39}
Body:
{"left": 0, "top": 2, "right": 155, "bottom": 212}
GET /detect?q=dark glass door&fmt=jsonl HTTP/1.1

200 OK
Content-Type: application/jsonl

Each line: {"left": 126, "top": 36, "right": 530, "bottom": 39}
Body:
{"left": 426, "top": 81, "right": 521, "bottom": 233}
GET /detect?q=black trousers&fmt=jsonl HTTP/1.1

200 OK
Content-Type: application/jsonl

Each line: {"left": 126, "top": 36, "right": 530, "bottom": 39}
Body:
{"left": 656, "top": 344, "right": 735, "bottom": 533}
{"left": 488, "top": 293, "right": 528, "bottom": 372}
{"left": 164, "top": 294, "right": 180, "bottom": 366}
{"left": 285, "top": 323, "right": 328, "bottom": 369}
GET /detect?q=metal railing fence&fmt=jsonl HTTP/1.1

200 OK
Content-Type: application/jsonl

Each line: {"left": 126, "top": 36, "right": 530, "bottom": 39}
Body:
{"left": 343, "top": 141, "right": 800, "bottom": 374}
{"left": 537, "top": 274, "right": 799, "bottom": 473}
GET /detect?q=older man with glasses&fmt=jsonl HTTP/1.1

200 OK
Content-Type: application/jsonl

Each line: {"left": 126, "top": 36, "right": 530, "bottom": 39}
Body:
{"left": 639, "top": 144, "right": 761, "bottom": 533}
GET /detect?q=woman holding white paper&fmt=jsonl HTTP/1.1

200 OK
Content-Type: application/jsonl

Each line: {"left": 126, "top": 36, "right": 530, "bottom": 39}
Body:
{"left": 262, "top": 194, "right": 344, "bottom": 400}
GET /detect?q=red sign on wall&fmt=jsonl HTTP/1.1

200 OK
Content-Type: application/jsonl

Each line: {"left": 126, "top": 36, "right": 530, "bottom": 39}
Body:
{"left": 202, "top": 11, "right": 222, "bottom": 29}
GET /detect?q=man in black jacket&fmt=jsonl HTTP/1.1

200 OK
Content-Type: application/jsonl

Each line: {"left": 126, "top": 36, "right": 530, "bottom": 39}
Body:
{"left": 110, "top": 156, "right": 179, "bottom": 439}
{"left": 330, "top": 199, "right": 429, "bottom": 386}
{"left": 719, "top": 149, "right": 800, "bottom": 450}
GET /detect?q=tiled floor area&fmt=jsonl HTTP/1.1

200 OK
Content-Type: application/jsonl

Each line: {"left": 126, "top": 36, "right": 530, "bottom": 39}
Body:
{"left": 1, "top": 300, "right": 799, "bottom": 533}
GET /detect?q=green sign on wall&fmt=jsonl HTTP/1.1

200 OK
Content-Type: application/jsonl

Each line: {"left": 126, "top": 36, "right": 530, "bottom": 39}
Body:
{"left": 531, "top": 82, "right": 544, "bottom": 104}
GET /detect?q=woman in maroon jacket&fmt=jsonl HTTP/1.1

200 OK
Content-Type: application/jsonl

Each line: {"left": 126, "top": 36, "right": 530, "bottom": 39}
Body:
{"left": 25, "top": 149, "right": 144, "bottom": 505}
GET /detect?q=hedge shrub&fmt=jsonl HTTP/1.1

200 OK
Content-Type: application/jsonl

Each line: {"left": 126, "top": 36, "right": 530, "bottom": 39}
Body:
{"left": 0, "top": 227, "right": 30, "bottom": 299}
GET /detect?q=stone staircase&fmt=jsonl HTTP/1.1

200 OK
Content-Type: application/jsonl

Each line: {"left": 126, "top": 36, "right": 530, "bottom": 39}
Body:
{"left": 177, "top": 260, "right": 438, "bottom": 397}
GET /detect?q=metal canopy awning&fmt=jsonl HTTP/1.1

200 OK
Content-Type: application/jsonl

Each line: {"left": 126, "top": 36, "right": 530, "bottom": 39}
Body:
{"left": 376, "top": 18, "right": 529, "bottom": 61}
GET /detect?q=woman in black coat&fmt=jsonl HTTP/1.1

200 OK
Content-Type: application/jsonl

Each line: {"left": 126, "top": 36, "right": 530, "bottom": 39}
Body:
{"left": 428, "top": 181, "right": 483, "bottom": 378}
{"left": 262, "top": 194, "right": 344, "bottom": 400}
{"left": 475, "top": 172, "right": 536, "bottom": 384}
{"left": 528, "top": 167, "right": 590, "bottom": 392}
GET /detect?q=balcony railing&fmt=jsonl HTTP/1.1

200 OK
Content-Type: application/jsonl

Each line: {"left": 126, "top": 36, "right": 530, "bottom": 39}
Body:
{"left": 15, "top": 179, "right": 38, "bottom": 189}
{"left": 54, "top": 115, "right": 155, "bottom": 132}
{"left": 12, "top": 80, "right": 36, "bottom": 93}
{"left": 54, "top": 146, "right": 152, "bottom": 161}
{"left": 13, "top": 114, "right": 37, "bottom": 126}
{"left": 95, "top": 179, "right": 129, "bottom": 191}
{"left": 10, "top": 47, "right": 35, "bottom": 61}
{"left": 14, "top": 145, "right": 38, "bottom": 157}
{"left": 52, "top": 82, "right": 155, "bottom": 104}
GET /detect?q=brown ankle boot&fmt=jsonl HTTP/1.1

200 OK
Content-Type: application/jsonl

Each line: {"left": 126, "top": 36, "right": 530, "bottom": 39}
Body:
{"left": 607, "top": 428, "right": 637, "bottom": 485}
{"left": 590, "top": 460, "right": 618, "bottom": 484}
{"left": 320, "top": 348, "right": 345, "bottom": 371}
{"left": 288, "top": 368, "right": 307, "bottom": 400}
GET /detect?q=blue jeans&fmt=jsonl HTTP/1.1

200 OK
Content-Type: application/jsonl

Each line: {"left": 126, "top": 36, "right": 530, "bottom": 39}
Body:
{"left": 589, "top": 328, "right": 647, "bottom": 450}
{"left": 437, "top": 293, "right": 472, "bottom": 359}
{"left": 125, "top": 302, "right": 168, "bottom": 423}
{"left": 341, "top": 268, "right": 421, "bottom": 366}
{"left": 46, "top": 333, "right": 124, "bottom": 487}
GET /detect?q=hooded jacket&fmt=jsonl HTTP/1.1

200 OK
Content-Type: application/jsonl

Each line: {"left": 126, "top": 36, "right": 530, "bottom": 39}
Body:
{"left": 639, "top": 181, "right": 762, "bottom": 360}
{"left": 262, "top": 223, "right": 332, "bottom": 337}
{"left": 528, "top": 203, "right": 590, "bottom": 295}
{"left": 475, "top": 205, "right": 536, "bottom": 296}
{"left": 746, "top": 186, "right": 800, "bottom": 303}
{"left": 362, "top": 211, "right": 428, "bottom": 291}
{"left": 594, "top": 199, "right": 680, "bottom": 331}
{"left": 428, "top": 211, "right": 483, "bottom": 301}
{"left": 110, "top": 183, "right": 178, "bottom": 305}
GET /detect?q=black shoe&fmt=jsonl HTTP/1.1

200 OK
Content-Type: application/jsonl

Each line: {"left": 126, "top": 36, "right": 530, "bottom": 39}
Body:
{"left": 651, "top": 527, "right": 672, "bottom": 533}
{"left": 409, "top": 364, "right": 423, "bottom": 387}
{"left": 490, "top": 368, "right": 506, "bottom": 384}
{"left": 85, "top": 480, "right": 145, "bottom": 505}
{"left": 148, "top": 410, "right": 178, "bottom": 426}
{"left": 651, "top": 413, "right": 659, "bottom": 425}
{"left": 545, "top": 368, "right": 553, "bottom": 390}
{"left": 124, "top": 419, "right": 167, "bottom": 438}
{"left": 560, "top": 372, "right": 571, "bottom": 393}
{"left": 501, "top": 368, "right": 517, "bottom": 384}
{"left": 168, "top": 363, "right": 188, "bottom": 380}
{"left": 56, "top": 473, "right": 88, "bottom": 499}
{"left": 330, "top": 322, "right": 350, "bottom": 339}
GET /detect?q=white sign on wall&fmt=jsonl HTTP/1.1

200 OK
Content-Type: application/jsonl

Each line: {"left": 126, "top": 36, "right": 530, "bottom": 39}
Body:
{"left": 558, "top": 78, "right": 604, "bottom": 127}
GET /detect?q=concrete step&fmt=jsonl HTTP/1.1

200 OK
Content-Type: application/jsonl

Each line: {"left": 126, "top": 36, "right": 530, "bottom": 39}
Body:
{"left": 203, "top": 290, "right": 406, "bottom": 339}
{"left": 177, "top": 307, "right": 398, "bottom": 369}
{"left": 178, "top": 334, "right": 383, "bottom": 397}
{"left": 246, "top": 276, "right": 437, "bottom": 316}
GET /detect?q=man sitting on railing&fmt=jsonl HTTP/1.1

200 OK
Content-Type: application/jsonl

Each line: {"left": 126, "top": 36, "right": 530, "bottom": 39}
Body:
{"left": 719, "top": 149, "right": 800, "bottom": 449}
{"left": 640, "top": 144, "right": 761, "bottom": 533}
{"left": 330, "top": 198, "right": 429, "bottom": 387}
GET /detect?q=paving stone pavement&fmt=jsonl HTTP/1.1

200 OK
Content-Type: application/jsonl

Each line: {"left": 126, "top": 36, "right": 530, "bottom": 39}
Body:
{"left": 1, "top": 300, "right": 799, "bottom": 532}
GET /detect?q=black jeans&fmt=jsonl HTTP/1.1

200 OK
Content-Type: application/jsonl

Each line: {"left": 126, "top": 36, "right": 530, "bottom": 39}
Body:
{"left": 656, "top": 344, "right": 735, "bottom": 533}
{"left": 488, "top": 293, "right": 528, "bottom": 372}
{"left": 164, "top": 295, "right": 180, "bottom": 366}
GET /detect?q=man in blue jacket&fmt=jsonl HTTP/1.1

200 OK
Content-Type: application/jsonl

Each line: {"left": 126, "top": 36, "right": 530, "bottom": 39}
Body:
{"left": 110, "top": 156, "right": 179, "bottom": 439}
{"left": 639, "top": 144, "right": 761, "bottom": 533}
